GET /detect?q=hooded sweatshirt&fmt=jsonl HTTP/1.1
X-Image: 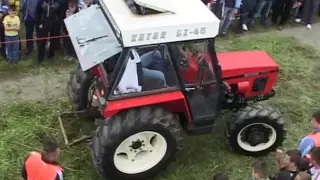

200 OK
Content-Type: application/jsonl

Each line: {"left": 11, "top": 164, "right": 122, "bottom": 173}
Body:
{"left": 35, "top": 0, "right": 60, "bottom": 26}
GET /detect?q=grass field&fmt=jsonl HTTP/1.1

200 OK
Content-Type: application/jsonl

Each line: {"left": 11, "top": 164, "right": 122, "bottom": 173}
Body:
{"left": 0, "top": 33, "right": 320, "bottom": 180}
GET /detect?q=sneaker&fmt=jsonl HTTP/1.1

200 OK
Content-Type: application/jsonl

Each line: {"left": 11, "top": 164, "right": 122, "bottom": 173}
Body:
{"left": 295, "top": 18, "right": 301, "bottom": 23}
{"left": 67, "top": 56, "right": 74, "bottom": 61}
{"left": 64, "top": 56, "right": 70, "bottom": 60}
{"left": 277, "top": 25, "right": 283, "bottom": 31}
{"left": 306, "top": 24, "right": 312, "bottom": 29}
{"left": 242, "top": 24, "right": 248, "bottom": 31}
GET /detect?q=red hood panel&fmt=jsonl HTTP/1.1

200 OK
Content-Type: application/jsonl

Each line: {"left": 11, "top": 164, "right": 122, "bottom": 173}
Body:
{"left": 217, "top": 51, "right": 279, "bottom": 78}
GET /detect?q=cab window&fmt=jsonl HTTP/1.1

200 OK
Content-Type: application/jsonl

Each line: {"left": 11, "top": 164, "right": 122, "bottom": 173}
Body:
{"left": 113, "top": 45, "right": 178, "bottom": 96}
{"left": 171, "top": 41, "right": 216, "bottom": 86}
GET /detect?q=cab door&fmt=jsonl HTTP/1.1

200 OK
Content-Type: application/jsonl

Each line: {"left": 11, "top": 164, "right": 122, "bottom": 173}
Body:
{"left": 176, "top": 42, "right": 222, "bottom": 128}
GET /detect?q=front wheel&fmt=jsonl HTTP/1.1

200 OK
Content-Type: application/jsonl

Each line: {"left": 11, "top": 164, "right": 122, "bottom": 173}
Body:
{"left": 225, "top": 104, "right": 286, "bottom": 156}
{"left": 90, "top": 107, "right": 183, "bottom": 180}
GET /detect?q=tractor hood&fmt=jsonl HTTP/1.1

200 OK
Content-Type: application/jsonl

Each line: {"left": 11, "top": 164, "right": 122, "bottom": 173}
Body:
{"left": 217, "top": 51, "right": 279, "bottom": 79}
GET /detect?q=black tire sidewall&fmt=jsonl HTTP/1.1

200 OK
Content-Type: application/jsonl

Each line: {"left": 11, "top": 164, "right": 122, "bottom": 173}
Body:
{"left": 68, "top": 64, "right": 96, "bottom": 110}
{"left": 227, "top": 117, "right": 285, "bottom": 156}
{"left": 101, "top": 124, "right": 177, "bottom": 180}
{"left": 79, "top": 72, "right": 95, "bottom": 109}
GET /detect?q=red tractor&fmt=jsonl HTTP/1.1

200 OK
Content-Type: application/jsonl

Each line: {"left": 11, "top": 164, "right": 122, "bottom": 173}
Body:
{"left": 65, "top": 0, "right": 285, "bottom": 179}
{"left": 67, "top": 42, "right": 285, "bottom": 179}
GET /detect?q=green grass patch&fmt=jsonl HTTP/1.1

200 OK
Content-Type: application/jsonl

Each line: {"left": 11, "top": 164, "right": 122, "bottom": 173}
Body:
{"left": 1, "top": 34, "right": 320, "bottom": 180}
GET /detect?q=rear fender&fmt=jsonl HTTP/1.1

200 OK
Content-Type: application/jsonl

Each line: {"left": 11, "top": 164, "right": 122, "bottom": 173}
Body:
{"left": 103, "top": 91, "right": 192, "bottom": 121}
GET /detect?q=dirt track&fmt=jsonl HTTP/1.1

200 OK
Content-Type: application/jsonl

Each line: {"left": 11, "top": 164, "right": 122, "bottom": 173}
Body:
{"left": 0, "top": 24, "right": 319, "bottom": 104}
{"left": 0, "top": 67, "right": 73, "bottom": 104}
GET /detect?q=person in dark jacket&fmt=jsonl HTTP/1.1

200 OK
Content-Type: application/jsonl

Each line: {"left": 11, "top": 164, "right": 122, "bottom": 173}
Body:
{"left": 0, "top": 2, "right": 8, "bottom": 59}
{"left": 236, "top": 0, "right": 256, "bottom": 33}
{"left": 220, "top": 0, "right": 242, "bottom": 35}
{"left": 35, "top": 0, "right": 61, "bottom": 66}
{"left": 271, "top": 0, "right": 294, "bottom": 30}
{"left": 22, "top": 0, "right": 40, "bottom": 56}
{"left": 62, "top": 0, "right": 78, "bottom": 61}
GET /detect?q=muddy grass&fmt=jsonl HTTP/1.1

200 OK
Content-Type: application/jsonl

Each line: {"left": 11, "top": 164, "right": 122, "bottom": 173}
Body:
{"left": 0, "top": 60, "right": 74, "bottom": 103}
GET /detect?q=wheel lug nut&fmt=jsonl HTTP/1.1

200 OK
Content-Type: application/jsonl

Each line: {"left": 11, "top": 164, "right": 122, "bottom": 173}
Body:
{"left": 130, "top": 149, "right": 132, "bottom": 151}
{"left": 140, "top": 148, "right": 142, "bottom": 150}
{"left": 134, "top": 150, "right": 137, "bottom": 152}
{"left": 142, "top": 144, "right": 145, "bottom": 146}
{"left": 150, "top": 150, "right": 152, "bottom": 152}
{"left": 132, "top": 159, "right": 134, "bottom": 161}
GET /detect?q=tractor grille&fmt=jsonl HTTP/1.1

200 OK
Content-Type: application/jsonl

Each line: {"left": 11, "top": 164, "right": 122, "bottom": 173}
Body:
{"left": 252, "top": 77, "right": 268, "bottom": 92}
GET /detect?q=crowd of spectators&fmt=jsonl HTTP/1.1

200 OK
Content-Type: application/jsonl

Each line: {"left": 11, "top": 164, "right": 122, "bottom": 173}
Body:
{"left": 205, "top": 0, "right": 320, "bottom": 34}
{"left": 0, "top": 0, "right": 318, "bottom": 65}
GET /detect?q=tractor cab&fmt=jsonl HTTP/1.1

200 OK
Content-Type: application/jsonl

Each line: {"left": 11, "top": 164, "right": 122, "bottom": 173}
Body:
{"left": 65, "top": 0, "right": 223, "bottom": 131}
{"left": 65, "top": 0, "right": 285, "bottom": 179}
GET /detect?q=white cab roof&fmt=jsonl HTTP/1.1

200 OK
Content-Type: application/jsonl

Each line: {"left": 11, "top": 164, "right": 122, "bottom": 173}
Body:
{"left": 99, "top": 0, "right": 220, "bottom": 47}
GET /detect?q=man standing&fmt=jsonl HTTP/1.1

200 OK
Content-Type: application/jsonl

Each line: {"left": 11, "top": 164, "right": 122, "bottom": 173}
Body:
{"left": 271, "top": 0, "right": 294, "bottom": 30}
{"left": 22, "top": 0, "right": 40, "bottom": 56}
{"left": 246, "top": 0, "right": 273, "bottom": 27}
{"left": 21, "top": 137, "right": 64, "bottom": 180}
{"left": 219, "top": 0, "right": 242, "bottom": 35}
{"left": 35, "top": 0, "right": 61, "bottom": 66}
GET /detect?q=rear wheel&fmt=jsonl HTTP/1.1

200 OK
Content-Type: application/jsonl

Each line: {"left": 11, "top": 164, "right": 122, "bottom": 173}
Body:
{"left": 91, "top": 107, "right": 183, "bottom": 180}
{"left": 225, "top": 104, "right": 286, "bottom": 156}
{"left": 67, "top": 64, "right": 96, "bottom": 110}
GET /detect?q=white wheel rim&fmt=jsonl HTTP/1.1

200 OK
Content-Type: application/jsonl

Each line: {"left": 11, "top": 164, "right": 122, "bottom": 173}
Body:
{"left": 113, "top": 131, "right": 167, "bottom": 174}
{"left": 237, "top": 123, "right": 277, "bottom": 152}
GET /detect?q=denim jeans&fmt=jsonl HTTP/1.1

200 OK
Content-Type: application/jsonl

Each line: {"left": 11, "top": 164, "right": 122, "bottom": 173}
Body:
{"left": 247, "top": 0, "right": 273, "bottom": 26}
{"left": 220, "top": 7, "right": 237, "bottom": 33}
{"left": 140, "top": 50, "right": 167, "bottom": 90}
{"left": 5, "top": 35, "right": 19, "bottom": 62}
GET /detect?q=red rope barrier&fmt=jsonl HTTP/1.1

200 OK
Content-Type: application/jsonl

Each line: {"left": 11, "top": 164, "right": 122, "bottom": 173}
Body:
{"left": 0, "top": 34, "right": 70, "bottom": 45}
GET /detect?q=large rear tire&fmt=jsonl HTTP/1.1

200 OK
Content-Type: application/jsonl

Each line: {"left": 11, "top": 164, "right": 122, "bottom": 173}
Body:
{"left": 67, "top": 64, "right": 95, "bottom": 110}
{"left": 90, "top": 107, "right": 183, "bottom": 180}
{"left": 225, "top": 104, "right": 286, "bottom": 156}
